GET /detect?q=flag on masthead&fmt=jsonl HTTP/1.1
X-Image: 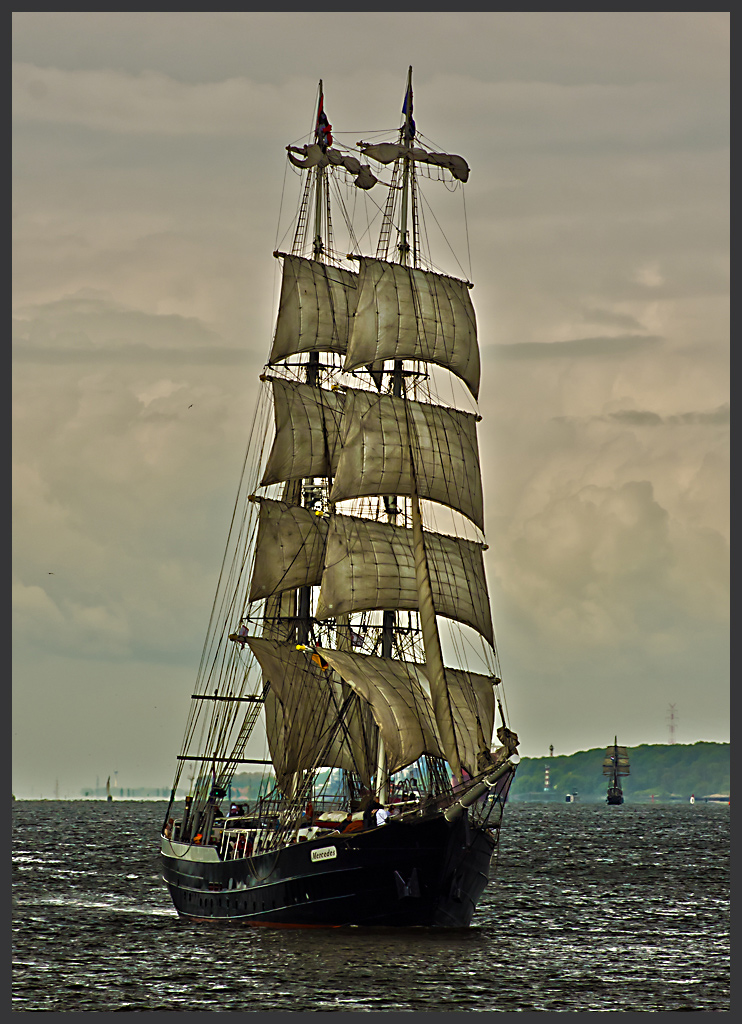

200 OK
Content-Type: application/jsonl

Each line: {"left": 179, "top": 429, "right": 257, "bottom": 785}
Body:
{"left": 402, "top": 81, "right": 415, "bottom": 139}
{"left": 316, "top": 93, "right": 333, "bottom": 149}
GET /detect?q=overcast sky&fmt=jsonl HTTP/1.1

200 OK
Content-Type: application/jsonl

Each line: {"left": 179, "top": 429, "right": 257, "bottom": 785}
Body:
{"left": 13, "top": 12, "right": 728, "bottom": 799}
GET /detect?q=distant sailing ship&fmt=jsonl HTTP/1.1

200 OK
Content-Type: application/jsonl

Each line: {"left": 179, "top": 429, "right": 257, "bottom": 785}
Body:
{"left": 160, "top": 69, "right": 520, "bottom": 928}
{"left": 604, "top": 738, "right": 630, "bottom": 804}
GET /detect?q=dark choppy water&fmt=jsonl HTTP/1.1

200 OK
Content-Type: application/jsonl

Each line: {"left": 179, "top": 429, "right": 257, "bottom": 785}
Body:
{"left": 13, "top": 800, "right": 729, "bottom": 1011}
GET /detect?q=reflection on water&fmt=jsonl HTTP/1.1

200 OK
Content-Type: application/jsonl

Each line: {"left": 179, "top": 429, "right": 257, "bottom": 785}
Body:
{"left": 13, "top": 800, "right": 729, "bottom": 1011}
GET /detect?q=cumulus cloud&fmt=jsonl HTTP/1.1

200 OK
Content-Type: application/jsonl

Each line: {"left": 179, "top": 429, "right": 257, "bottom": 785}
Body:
{"left": 498, "top": 478, "right": 726, "bottom": 648}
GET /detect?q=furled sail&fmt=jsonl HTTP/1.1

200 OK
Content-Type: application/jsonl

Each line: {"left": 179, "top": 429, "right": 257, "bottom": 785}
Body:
{"left": 602, "top": 745, "right": 630, "bottom": 776}
{"left": 248, "top": 498, "right": 328, "bottom": 603}
{"left": 246, "top": 638, "right": 376, "bottom": 792}
{"left": 360, "top": 142, "right": 470, "bottom": 182}
{"left": 288, "top": 144, "right": 377, "bottom": 188}
{"left": 330, "top": 387, "right": 484, "bottom": 529}
{"left": 261, "top": 379, "right": 345, "bottom": 487}
{"left": 343, "top": 258, "right": 480, "bottom": 398}
{"left": 314, "top": 514, "right": 494, "bottom": 645}
{"left": 269, "top": 253, "right": 358, "bottom": 364}
{"left": 286, "top": 143, "right": 329, "bottom": 169}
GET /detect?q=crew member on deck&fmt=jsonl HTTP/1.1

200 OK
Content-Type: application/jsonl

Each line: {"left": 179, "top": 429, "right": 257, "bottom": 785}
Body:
{"left": 375, "top": 804, "right": 390, "bottom": 827}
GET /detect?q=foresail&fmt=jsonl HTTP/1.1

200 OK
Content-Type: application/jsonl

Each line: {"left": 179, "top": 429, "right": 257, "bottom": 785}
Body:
{"left": 269, "top": 253, "right": 358, "bottom": 364}
{"left": 315, "top": 648, "right": 443, "bottom": 772}
{"left": 343, "top": 258, "right": 480, "bottom": 398}
{"left": 246, "top": 638, "right": 374, "bottom": 793}
{"left": 313, "top": 649, "right": 496, "bottom": 778}
{"left": 314, "top": 514, "right": 494, "bottom": 645}
{"left": 330, "top": 387, "right": 484, "bottom": 529}
{"left": 428, "top": 666, "right": 496, "bottom": 777}
{"left": 261, "top": 379, "right": 345, "bottom": 487}
{"left": 248, "top": 498, "right": 328, "bottom": 602}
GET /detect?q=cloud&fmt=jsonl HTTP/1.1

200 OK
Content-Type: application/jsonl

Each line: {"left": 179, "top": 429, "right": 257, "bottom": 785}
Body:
{"left": 13, "top": 62, "right": 296, "bottom": 137}
{"left": 493, "top": 478, "right": 728, "bottom": 654}
{"left": 14, "top": 343, "right": 251, "bottom": 365}
{"left": 11, "top": 13, "right": 728, "bottom": 89}
{"left": 581, "top": 307, "right": 645, "bottom": 330}
{"left": 603, "top": 409, "right": 664, "bottom": 426}
{"left": 556, "top": 402, "right": 730, "bottom": 427}
{"left": 12, "top": 293, "right": 261, "bottom": 365}
{"left": 489, "top": 335, "right": 663, "bottom": 359}
{"left": 669, "top": 404, "right": 730, "bottom": 426}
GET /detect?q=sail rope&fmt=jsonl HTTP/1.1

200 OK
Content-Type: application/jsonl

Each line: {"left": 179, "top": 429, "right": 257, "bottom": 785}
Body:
{"left": 172, "top": 383, "right": 275, "bottom": 803}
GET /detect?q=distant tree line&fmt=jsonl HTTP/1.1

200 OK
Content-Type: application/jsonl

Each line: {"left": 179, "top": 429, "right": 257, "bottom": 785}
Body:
{"left": 81, "top": 743, "right": 729, "bottom": 804}
{"left": 510, "top": 741, "right": 729, "bottom": 802}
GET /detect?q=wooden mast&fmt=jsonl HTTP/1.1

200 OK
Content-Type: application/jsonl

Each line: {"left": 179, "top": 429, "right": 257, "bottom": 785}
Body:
{"left": 399, "top": 66, "right": 463, "bottom": 786}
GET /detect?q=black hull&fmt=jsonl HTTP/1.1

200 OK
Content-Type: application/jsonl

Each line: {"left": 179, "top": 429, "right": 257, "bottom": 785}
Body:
{"left": 161, "top": 813, "right": 496, "bottom": 928}
{"left": 607, "top": 786, "right": 623, "bottom": 805}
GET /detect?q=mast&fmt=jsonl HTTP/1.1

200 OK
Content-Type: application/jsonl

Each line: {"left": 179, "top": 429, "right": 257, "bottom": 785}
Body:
{"left": 296, "top": 82, "right": 328, "bottom": 645}
{"left": 375, "top": 67, "right": 415, "bottom": 803}
{"left": 396, "top": 67, "right": 463, "bottom": 786}
{"left": 398, "top": 65, "right": 413, "bottom": 265}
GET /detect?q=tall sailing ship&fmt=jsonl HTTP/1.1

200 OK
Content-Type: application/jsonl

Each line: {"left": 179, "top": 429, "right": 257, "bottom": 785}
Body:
{"left": 603, "top": 738, "right": 630, "bottom": 805}
{"left": 160, "top": 70, "right": 520, "bottom": 928}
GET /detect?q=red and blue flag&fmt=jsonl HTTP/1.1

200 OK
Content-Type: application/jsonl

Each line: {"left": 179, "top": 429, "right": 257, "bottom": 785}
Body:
{"left": 316, "top": 94, "right": 333, "bottom": 149}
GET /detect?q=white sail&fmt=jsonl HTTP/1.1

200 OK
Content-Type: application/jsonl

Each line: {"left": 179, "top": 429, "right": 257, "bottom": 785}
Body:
{"left": 314, "top": 514, "right": 494, "bottom": 646}
{"left": 261, "top": 378, "right": 345, "bottom": 486}
{"left": 313, "top": 649, "right": 496, "bottom": 778}
{"left": 343, "top": 257, "right": 480, "bottom": 398}
{"left": 406, "top": 487, "right": 460, "bottom": 780}
{"left": 428, "top": 666, "right": 496, "bottom": 777}
{"left": 269, "top": 253, "right": 358, "bottom": 364}
{"left": 329, "top": 387, "right": 484, "bottom": 529}
{"left": 247, "top": 638, "right": 374, "bottom": 792}
{"left": 248, "top": 498, "right": 328, "bottom": 602}
{"left": 316, "top": 648, "right": 444, "bottom": 772}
